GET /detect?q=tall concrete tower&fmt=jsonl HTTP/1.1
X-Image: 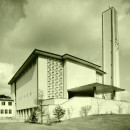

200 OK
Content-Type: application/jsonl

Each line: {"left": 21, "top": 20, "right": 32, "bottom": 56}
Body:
{"left": 102, "top": 7, "right": 120, "bottom": 99}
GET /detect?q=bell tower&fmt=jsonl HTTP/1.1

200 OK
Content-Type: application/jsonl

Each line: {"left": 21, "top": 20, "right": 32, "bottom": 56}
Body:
{"left": 102, "top": 7, "right": 120, "bottom": 99}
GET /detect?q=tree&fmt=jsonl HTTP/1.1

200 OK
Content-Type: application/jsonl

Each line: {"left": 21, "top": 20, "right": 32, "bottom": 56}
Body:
{"left": 34, "top": 90, "right": 45, "bottom": 123}
{"left": 53, "top": 105, "right": 65, "bottom": 122}
{"left": 116, "top": 103, "right": 123, "bottom": 114}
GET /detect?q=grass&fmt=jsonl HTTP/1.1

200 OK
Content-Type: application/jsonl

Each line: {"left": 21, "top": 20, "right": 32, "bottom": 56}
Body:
{"left": 0, "top": 114, "right": 130, "bottom": 130}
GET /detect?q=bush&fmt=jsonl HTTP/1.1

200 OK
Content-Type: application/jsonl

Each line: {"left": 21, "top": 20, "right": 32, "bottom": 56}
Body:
{"left": 53, "top": 105, "right": 65, "bottom": 122}
{"left": 29, "top": 108, "right": 38, "bottom": 123}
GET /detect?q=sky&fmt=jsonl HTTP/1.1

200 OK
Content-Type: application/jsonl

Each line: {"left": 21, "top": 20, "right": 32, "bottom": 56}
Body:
{"left": 0, "top": 0, "right": 130, "bottom": 101}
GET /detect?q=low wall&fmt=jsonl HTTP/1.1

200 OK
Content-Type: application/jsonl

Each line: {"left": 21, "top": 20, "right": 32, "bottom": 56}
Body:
{"left": 48, "top": 97, "right": 130, "bottom": 120}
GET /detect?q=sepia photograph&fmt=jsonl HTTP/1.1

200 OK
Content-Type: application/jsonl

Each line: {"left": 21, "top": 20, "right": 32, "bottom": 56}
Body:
{"left": 0, "top": 0, "right": 130, "bottom": 129}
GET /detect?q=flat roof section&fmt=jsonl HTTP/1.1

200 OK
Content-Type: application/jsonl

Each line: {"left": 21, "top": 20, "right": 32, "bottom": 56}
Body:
{"left": 68, "top": 83, "right": 125, "bottom": 94}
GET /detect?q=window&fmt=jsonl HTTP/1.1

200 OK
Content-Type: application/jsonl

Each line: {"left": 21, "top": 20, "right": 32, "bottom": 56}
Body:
{"left": 8, "top": 102, "right": 12, "bottom": 106}
{"left": 9, "top": 109, "right": 12, "bottom": 114}
{"left": 1, "top": 102, "right": 5, "bottom": 105}
{"left": 5, "top": 109, "right": 8, "bottom": 114}
{"left": 1, "top": 109, "right": 4, "bottom": 114}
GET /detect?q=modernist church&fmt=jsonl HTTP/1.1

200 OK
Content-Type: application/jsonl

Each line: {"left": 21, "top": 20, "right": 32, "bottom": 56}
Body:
{"left": 9, "top": 7, "right": 129, "bottom": 119}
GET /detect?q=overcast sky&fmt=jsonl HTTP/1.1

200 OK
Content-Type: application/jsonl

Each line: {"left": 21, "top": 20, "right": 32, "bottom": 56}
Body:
{"left": 0, "top": 0, "right": 130, "bottom": 101}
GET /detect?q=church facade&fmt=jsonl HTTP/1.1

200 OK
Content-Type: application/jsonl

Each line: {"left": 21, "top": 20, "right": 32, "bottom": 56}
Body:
{"left": 9, "top": 49, "right": 108, "bottom": 117}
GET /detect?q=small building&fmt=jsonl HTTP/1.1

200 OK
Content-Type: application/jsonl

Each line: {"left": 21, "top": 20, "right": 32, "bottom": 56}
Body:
{"left": 0, "top": 95, "right": 14, "bottom": 118}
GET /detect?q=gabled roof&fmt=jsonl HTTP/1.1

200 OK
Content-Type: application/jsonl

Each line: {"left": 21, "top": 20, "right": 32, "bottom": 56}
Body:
{"left": 8, "top": 49, "right": 105, "bottom": 84}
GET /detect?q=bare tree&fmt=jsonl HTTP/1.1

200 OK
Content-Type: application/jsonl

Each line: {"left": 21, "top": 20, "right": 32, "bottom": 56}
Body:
{"left": 34, "top": 90, "right": 45, "bottom": 123}
{"left": 116, "top": 102, "right": 123, "bottom": 114}
{"left": 96, "top": 98, "right": 104, "bottom": 115}
{"left": 67, "top": 106, "right": 74, "bottom": 119}
{"left": 80, "top": 105, "right": 91, "bottom": 117}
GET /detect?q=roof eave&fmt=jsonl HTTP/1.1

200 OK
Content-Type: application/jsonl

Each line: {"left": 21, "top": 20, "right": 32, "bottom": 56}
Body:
{"left": 63, "top": 54, "right": 101, "bottom": 69}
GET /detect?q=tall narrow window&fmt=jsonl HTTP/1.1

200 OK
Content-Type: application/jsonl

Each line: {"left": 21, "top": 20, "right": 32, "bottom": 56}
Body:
{"left": 1, "top": 109, "right": 4, "bottom": 114}
{"left": 1, "top": 102, "right": 5, "bottom": 106}
{"left": 9, "top": 109, "right": 12, "bottom": 114}
{"left": 5, "top": 109, "right": 8, "bottom": 114}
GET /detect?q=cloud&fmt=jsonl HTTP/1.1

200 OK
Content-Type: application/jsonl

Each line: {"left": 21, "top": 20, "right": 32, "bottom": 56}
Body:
{"left": 0, "top": 63, "right": 14, "bottom": 95}
{"left": 2, "top": 0, "right": 130, "bottom": 64}
{"left": 1, "top": 0, "right": 106, "bottom": 69}
{"left": 0, "top": 0, "right": 130, "bottom": 99}
{"left": 0, "top": 0, "right": 25, "bottom": 43}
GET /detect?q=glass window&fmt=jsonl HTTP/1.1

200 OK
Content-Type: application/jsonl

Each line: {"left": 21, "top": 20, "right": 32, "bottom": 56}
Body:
{"left": 1, "top": 109, "right": 4, "bottom": 114}
{"left": 1, "top": 102, "right": 5, "bottom": 105}
{"left": 8, "top": 102, "right": 12, "bottom": 106}
{"left": 5, "top": 109, "right": 8, "bottom": 114}
{"left": 9, "top": 109, "right": 12, "bottom": 114}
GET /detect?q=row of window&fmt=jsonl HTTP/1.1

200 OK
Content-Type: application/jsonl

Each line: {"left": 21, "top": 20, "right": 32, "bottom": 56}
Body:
{"left": 19, "top": 92, "right": 32, "bottom": 101}
{"left": 1, "top": 101, "right": 12, "bottom": 106}
{"left": 0, "top": 109, "right": 12, "bottom": 114}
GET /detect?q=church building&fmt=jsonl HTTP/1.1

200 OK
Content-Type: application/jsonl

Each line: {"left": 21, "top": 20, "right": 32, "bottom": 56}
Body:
{"left": 8, "top": 7, "right": 129, "bottom": 119}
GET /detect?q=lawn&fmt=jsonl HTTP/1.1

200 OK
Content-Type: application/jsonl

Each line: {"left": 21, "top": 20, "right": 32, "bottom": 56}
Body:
{"left": 0, "top": 115, "right": 130, "bottom": 130}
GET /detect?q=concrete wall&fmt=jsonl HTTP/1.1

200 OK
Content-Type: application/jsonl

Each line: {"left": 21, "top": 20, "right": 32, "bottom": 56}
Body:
{"left": 16, "top": 61, "right": 37, "bottom": 110}
{"left": 64, "top": 60, "right": 96, "bottom": 91}
{"left": 43, "top": 98, "right": 68, "bottom": 105}
{"left": 0, "top": 100, "right": 14, "bottom": 117}
{"left": 96, "top": 73, "right": 103, "bottom": 84}
{"left": 102, "top": 8, "right": 120, "bottom": 100}
{"left": 102, "top": 9, "right": 112, "bottom": 86}
{"left": 11, "top": 83, "right": 16, "bottom": 114}
{"left": 61, "top": 97, "right": 130, "bottom": 119}
{"left": 38, "top": 56, "right": 48, "bottom": 99}
{"left": 102, "top": 8, "right": 120, "bottom": 88}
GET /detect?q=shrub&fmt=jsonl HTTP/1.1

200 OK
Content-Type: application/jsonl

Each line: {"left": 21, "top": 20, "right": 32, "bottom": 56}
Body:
{"left": 29, "top": 108, "right": 38, "bottom": 123}
{"left": 80, "top": 106, "right": 91, "bottom": 117}
{"left": 53, "top": 105, "right": 65, "bottom": 122}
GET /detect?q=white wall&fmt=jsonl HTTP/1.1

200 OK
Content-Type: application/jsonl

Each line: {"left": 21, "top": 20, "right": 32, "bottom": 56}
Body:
{"left": 64, "top": 60, "right": 96, "bottom": 90}
{"left": 38, "top": 56, "right": 48, "bottom": 99}
{"left": 102, "top": 9, "right": 112, "bottom": 86}
{"left": 16, "top": 62, "right": 37, "bottom": 110}
{"left": 61, "top": 97, "right": 130, "bottom": 119}
{"left": 96, "top": 73, "right": 103, "bottom": 84}
{"left": 102, "top": 8, "right": 120, "bottom": 88}
{"left": 11, "top": 83, "right": 16, "bottom": 115}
